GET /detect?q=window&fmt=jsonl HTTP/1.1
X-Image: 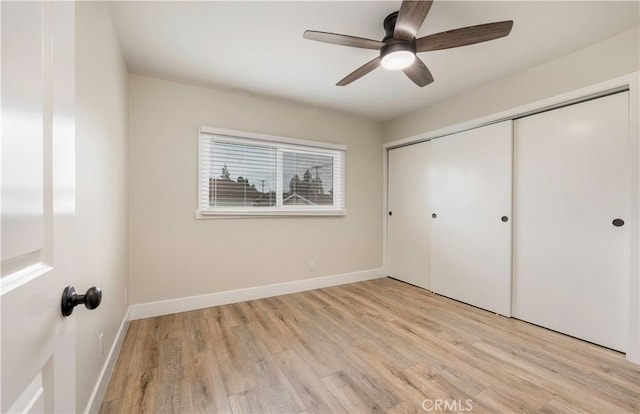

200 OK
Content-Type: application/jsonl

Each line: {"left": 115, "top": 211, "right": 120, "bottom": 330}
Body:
{"left": 198, "top": 127, "right": 346, "bottom": 217}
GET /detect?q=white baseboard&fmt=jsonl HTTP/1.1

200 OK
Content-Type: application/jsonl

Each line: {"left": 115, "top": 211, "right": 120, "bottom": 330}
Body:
{"left": 129, "top": 268, "right": 384, "bottom": 320}
{"left": 84, "top": 306, "right": 131, "bottom": 414}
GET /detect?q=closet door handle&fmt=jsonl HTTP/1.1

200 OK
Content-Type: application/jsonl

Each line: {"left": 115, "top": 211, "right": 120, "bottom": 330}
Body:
{"left": 501, "top": 216, "right": 509, "bottom": 222}
{"left": 432, "top": 213, "right": 437, "bottom": 218}
{"left": 612, "top": 218, "right": 624, "bottom": 227}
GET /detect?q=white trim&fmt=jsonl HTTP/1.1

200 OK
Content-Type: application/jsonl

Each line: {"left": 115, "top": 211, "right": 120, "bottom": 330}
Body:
{"left": 0, "top": 263, "right": 52, "bottom": 297}
{"left": 382, "top": 147, "right": 389, "bottom": 277}
{"left": 84, "top": 307, "right": 131, "bottom": 414}
{"left": 195, "top": 208, "right": 346, "bottom": 219}
{"left": 626, "top": 73, "right": 640, "bottom": 364}
{"left": 205, "top": 133, "right": 343, "bottom": 156}
{"left": 383, "top": 73, "right": 636, "bottom": 149}
{"left": 129, "top": 268, "right": 383, "bottom": 320}
{"left": 200, "top": 126, "right": 348, "bottom": 151}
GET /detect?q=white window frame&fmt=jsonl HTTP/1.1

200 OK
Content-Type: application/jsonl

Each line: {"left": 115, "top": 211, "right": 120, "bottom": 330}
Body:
{"left": 197, "top": 127, "right": 347, "bottom": 218}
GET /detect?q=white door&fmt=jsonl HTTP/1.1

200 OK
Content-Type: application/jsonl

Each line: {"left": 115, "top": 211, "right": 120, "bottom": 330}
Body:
{"left": 1, "top": 2, "right": 77, "bottom": 412}
{"left": 430, "top": 121, "right": 513, "bottom": 316}
{"left": 387, "top": 141, "right": 431, "bottom": 289}
{"left": 513, "top": 92, "right": 630, "bottom": 352}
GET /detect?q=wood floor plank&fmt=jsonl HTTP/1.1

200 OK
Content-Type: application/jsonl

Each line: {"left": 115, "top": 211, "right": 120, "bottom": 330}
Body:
{"left": 207, "top": 306, "right": 258, "bottom": 396}
{"left": 321, "top": 371, "right": 385, "bottom": 413}
{"left": 350, "top": 314, "right": 431, "bottom": 365}
{"left": 101, "top": 278, "right": 640, "bottom": 414}
{"left": 233, "top": 322, "right": 274, "bottom": 363}
{"left": 233, "top": 316, "right": 306, "bottom": 412}
{"left": 182, "top": 310, "right": 215, "bottom": 354}
{"left": 102, "top": 320, "right": 140, "bottom": 403}
{"left": 261, "top": 304, "right": 346, "bottom": 378}
{"left": 189, "top": 351, "right": 232, "bottom": 413}
{"left": 126, "top": 318, "right": 161, "bottom": 375}
{"left": 242, "top": 302, "right": 292, "bottom": 355}
{"left": 96, "top": 398, "right": 121, "bottom": 414}
{"left": 341, "top": 344, "right": 425, "bottom": 404}
{"left": 386, "top": 400, "right": 422, "bottom": 414}
{"left": 330, "top": 346, "right": 404, "bottom": 410}
{"left": 312, "top": 288, "right": 370, "bottom": 319}
{"left": 287, "top": 318, "right": 346, "bottom": 378}
{"left": 274, "top": 349, "right": 348, "bottom": 414}
{"left": 321, "top": 312, "right": 416, "bottom": 369}
{"left": 154, "top": 338, "right": 194, "bottom": 413}
{"left": 220, "top": 302, "right": 250, "bottom": 327}
{"left": 252, "top": 356, "right": 306, "bottom": 413}
{"left": 472, "top": 386, "right": 543, "bottom": 413}
{"left": 228, "top": 387, "right": 270, "bottom": 414}
{"left": 101, "top": 370, "right": 158, "bottom": 414}
{"left": 302, "top": 289, "right": 336, "bottom": 309}
{"left": 281, "top": 293, "right": 323, "bottom": 321}
{"left": 539, "top": 395, "right": 596, "bottom": 414}
{"left": 303, "top": 306, "right": 357, "bottom": 348}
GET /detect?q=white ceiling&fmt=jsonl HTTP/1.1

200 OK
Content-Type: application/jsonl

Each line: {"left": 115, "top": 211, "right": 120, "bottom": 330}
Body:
{"left": 110, "top": 1, "right": 639, "bottom": 121}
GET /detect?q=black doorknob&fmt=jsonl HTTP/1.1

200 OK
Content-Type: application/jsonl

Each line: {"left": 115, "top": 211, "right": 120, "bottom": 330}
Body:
{"left": 501, "top": 216, "right": 509, "bottom": 222}
{"left": 432, "top": 213, "right": 437, "bottom": 218}
{"left": 388, "top": 211, "right": 392, "bottom": 216}
{"left": 612, "top": 218, "right": 625, "bottom": 227}
{"left": 61, "top": 286, "right": 102, "bottom": 317}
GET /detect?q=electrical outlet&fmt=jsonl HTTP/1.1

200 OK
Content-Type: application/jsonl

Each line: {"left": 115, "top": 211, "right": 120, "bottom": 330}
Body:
{"left": 124, "top": 287, "right": 128, "bottom": 305}
{"left": 98, "top": 333, "right": 104, "bottom": 358}
{"left": 309, "top": 261, "right": 316, "bottom": 272}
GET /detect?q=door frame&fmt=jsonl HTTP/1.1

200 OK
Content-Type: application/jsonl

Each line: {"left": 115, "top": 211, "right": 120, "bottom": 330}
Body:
{"left": 382, "top": 72, "right": 640, "bottom": 364}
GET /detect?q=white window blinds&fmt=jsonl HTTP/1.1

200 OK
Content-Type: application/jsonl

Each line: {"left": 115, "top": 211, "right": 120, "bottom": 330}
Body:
{"left": 198, "top": 128, "right": 346, "bottom": 216}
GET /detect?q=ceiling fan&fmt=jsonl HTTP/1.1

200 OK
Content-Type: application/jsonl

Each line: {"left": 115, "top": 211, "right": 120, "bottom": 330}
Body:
{"left": 303, "top": 1, "right": 513, "bottom": 87}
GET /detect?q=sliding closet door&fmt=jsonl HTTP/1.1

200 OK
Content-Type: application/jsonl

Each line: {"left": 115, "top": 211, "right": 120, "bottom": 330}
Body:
{"left": 430, "top": 121, "right": 513, "bottom": 316}
{"left": 514, "top": 92, "right": 630, "bottom": 351}
{"left": 387, "top": 141, "right": 430, "bottom": 289}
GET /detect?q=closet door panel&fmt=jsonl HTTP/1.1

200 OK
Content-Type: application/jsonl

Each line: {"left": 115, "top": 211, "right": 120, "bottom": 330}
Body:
{"left": 387, "top": 141, "right": 430, "bottom": 289}
{"left": 430, "top": 121, "right": 513, "bottom": 316}
{"left": 514, "top": 92, "right": 630, "bottom": 351}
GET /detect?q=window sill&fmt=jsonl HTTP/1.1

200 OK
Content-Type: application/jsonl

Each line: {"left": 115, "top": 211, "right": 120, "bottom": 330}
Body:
{"left": 195, "top": 209, "right": 346, "bottom": 219}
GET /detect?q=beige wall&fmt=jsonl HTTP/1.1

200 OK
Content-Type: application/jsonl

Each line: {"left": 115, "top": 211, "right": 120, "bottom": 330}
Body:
{"left": 383, "top": 26, "right": 640, "bottom": 142}
{"left": 75, "top": 2, "right": 129, "bottom": 411}
{"left": 128, "top": 75, "right": 383, "bottom": 305}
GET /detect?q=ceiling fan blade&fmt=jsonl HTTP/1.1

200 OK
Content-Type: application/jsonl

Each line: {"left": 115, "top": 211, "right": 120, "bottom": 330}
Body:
{"left": 403, "top": 57, "right": 434, "bottom": 87}
{"left": 394, "top": 1, "right": 434, "bottom": 41}
{"left": 303, "top": 30, "right": 384, "bottom": 50}
{"left": 336, "top": 57, "right": 381, "bottom": 86}
{"left": 416, "top": 21, "right": 513, "bottom": 52}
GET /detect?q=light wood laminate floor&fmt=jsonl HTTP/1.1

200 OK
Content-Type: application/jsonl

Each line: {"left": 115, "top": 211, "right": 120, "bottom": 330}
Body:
{"left": 100, "top": 277, "right": 639, "bottom": 413}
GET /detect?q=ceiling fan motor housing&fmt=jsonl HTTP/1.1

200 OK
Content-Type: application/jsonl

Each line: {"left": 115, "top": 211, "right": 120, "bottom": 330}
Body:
{"left": 381, "top": 38, "right": 416, "bottom": 58}
{"left": 381, "top": 11, "right": 417, "bottom": 59}
{"left": 382, "top": 11, "right": 399, "bottom": 41}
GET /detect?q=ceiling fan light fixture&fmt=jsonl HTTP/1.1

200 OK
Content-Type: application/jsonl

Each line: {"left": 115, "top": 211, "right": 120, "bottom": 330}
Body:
{"left": 381, "top": 50, "right": 415, "bottom": 70}
{"left": 303, "top": 1, "right": 513, "bottom": 86}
